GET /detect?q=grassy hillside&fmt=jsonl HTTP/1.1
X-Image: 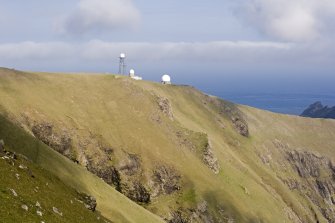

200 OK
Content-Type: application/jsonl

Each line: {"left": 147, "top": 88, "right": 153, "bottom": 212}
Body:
{"left": 0, "top": 73, "right": 165, "bottom": 223}
{"left": 0, "top": 68, "right": 334, "bottom": 223}
{"left": 0, "top": 144, "right": 110, "bottom": 223}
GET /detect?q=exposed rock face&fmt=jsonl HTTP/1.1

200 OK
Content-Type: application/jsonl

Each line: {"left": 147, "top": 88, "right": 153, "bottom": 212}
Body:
{"left": 151, "top": 165, "right": 181, "bottom": 197}
{"left": 301, "top": 101, "right": 335, "bottom": 119}
{"left": 116, "top": 153, "right": 152, "bottom": 204}
{"left": 25, "top": 116, "right": 152, "bottom": 206}
{"left": 316, "top": 179, "right": 335, "bottom": 205}
{"left": 231, "top": 117, "right": 249, "bottom": 137}
{"left": 126, "top": 182, "right": 151, "bottom": 204}
{"left": 86, "top": 161, "right": 122, "bottom": 192}
{"left": 286, "top": 150, "right": 335, "bottom": 223}
{"left": 203, "top": 143, "right": 220, "bottom": 174}
{"left": 158, "top": 97, "right": 174, "bottom": 120}
{"left": 32, "top": 122, "right": 72, "bottom": 157}
{"left": 286, "top": 150, "right": 326, "bottom": 178}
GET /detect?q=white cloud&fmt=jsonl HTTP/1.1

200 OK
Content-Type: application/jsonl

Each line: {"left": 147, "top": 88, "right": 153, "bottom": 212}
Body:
{"left": 0, "top": 40, "right": 292, "bottom": 62}
{"left": 0, "top": 42, "right": 75, "bottom": 60}
{"left": 235, "top": 0, "right": 335, "bottom": 42}
{"left": 55, "top": 0, "right": 141, "bottom": 35}
{"left": 81, "top": 40, "right": 292, "bottom": 63}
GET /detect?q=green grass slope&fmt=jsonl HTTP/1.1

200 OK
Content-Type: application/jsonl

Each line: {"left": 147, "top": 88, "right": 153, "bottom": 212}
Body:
{"left": 0, "top": 68, "right": 334, "bottom": 222}
{"left": 0, "top": 146, "right": 110, "bottom": 223}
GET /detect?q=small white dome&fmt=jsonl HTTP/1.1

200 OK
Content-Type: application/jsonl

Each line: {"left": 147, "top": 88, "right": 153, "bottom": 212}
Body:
{"left": 120, "top": 53, "right": 126, "bottom": 58}
{"left": 129, "top": 69, "right": 135, "bottom": 75}
{"left": 162, "top": 74, "right": 171, "bottom": 82}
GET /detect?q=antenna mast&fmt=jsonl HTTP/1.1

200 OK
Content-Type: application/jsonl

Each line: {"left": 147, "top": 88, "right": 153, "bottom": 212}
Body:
{"left": 119, "top": 53, "right": 126, "bottom": 75}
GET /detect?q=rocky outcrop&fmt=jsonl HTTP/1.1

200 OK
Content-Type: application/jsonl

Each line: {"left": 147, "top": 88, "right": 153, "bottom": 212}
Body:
{"left": 86, "top": 160, "right": 122, "bottom": 192}
{"left": 126, "top": 182, "right": 151, "bottom": 204}
{"left": 116, "top": 153, "right": 152, "bottom": 204}
{"left": 32, "top": 122, "right": 72, "bottom": 157}
{"left": 168, "top": 210, "right": 189, "bottom": 223}
{"left": 77, "top": 192, "right": 97, "bottom": 212}
{"left": 150, "top": 165, "right": 181, "bottom": 197}
{"left": 174, "top": 128, "right": 220, "bottom": 174}
{"left": 231, "top": 116, "right": 249, "bottom": 137}
{"left": 203, "top": 143, "right": 220, "bottom": 174}
{"left": 286, "top": 150, "right": 327, "bottom": 178}
{"left": 286, "top": 150, "right": 335, "bottom": 222}
{"left": 158, "top": 97, "right": 174, "bottom": 120}
{"left": 316, "top": 179, "right": 335, "bottom": 205}
{"left": 301, "top": 101, "right": 335, "bottom": 119}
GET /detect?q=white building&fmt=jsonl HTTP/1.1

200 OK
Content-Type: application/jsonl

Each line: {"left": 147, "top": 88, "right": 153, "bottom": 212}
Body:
{"left": 129, "top": 69, "right": 142, "bottom": 80}
{"left": 161, "top": 74, "right": 171, "bottom": 85}
{"left": 129, "top": 69, "right": 135, "bottom": 78}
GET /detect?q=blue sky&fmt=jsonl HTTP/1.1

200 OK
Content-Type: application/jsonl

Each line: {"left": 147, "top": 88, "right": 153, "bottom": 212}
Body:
{"left": 0, "top": 0, "right": 334, "bottom": 95}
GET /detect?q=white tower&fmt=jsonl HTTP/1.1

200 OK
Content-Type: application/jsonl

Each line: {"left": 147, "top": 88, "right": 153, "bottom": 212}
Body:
{"left": 119, "top": 53, "right": 126, "bottom": 75}
{"left": 161, "top": 74, "right": 171, "bottom": 85}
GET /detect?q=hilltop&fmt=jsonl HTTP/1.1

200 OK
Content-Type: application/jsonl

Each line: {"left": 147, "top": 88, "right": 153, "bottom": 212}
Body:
{"left": 0, "top": 67, "right": 334, "bottom": 223}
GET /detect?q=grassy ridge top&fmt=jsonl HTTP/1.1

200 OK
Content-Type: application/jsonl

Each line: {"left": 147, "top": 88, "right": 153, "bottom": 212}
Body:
{"left": 0, "top": 68, "right": 334, "bottom": 222}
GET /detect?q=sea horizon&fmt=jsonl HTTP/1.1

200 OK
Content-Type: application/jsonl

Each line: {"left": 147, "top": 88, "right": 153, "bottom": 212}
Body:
{"left": 213, "top": 92, "right": 335, "bottom": 115}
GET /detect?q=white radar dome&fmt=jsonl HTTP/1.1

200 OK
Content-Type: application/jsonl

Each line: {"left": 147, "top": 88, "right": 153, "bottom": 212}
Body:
{"left": 162, "top": 74, "right": 171, "bottom": 82}
{"left": 120, "top": 53, "right": 126, "bottom": 58}
{"left": 129, "top": 69, "right": 135, "bottom": 75}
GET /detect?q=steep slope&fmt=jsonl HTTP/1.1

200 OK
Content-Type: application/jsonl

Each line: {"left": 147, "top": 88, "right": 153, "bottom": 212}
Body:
{"left": 241, "top": 105, "right": 335, "bottom": 222}
{"left": 0, "top": 68, "right": 334, "bottom": 222}
{"left": 0, "top": 143, "right": 110, "bottom": 223}
{"left": 0, "top": 86, "right": 165, "bottom": 222}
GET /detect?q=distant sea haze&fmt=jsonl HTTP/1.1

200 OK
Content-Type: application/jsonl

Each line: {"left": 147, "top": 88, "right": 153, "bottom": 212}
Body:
{"left": 216, "top": 93, "right": 335, "bottom": 115}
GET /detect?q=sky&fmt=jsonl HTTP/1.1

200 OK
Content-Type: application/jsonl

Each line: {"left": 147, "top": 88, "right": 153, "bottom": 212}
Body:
{"left": 0, "top": 0, "right": 335, "bottom": 95}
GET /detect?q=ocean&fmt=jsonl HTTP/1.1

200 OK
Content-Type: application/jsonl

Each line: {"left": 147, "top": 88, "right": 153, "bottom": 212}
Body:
{"left": 216, "top": 93, "right": 335, "bottom": 115}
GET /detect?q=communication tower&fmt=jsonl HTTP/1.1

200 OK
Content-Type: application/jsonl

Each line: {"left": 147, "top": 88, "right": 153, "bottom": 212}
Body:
{"left": 119, "top": 53, "right": 126, "bottom": 75}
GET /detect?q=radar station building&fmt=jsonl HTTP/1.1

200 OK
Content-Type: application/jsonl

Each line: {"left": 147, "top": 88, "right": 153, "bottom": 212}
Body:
{"left": 129, "top": 69, "right": 142, "bottom": 80}
{"left": 161, "top": 74, "right": 171, "bottom": 85}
